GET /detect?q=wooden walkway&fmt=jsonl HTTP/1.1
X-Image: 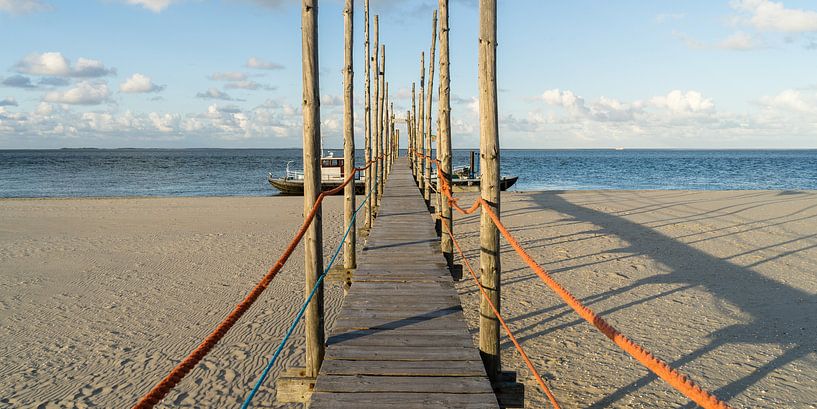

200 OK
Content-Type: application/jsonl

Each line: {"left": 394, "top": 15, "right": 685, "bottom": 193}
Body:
{"left": 310, "top": 158, "right": 499, "bottom": 408}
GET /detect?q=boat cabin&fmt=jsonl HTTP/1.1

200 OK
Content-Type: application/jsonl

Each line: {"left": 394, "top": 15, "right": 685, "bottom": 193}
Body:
{"left": 321, "top": 156, "right": 345, "bottom": 179}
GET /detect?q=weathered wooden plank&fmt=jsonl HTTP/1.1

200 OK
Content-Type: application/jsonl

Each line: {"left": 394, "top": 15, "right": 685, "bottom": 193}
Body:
{"left": 327, "top": 332, "right": 474, "bottom": 347}
{"left": 326, "top": 345, "right": 480, "bottom": 361}
{"left": 310, "top": 392, "right": 498, "bottom": 409}
{"left": 320, "top": 359, "right": 486, "bottom": 377}
{"left": 315, "top": 375, "right": 494, "bottom": 394}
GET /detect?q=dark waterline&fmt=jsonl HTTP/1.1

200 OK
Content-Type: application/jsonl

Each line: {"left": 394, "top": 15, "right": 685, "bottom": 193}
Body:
{"left": 1, "top": 149, "right": 816, "bottom": 198}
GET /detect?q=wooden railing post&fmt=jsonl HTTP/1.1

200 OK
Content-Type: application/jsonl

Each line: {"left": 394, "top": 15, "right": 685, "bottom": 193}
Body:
{"left": 411, "top": 82, "right": 418, "bottom": 181}
{"left": 363, "top": 0, "right": 372, "bottom": 230}
{"left": 478, "top": 0, "right": 500, "bottom": 381}
{"left": 378, "top": 44, "right": 386, "bottom": 201}
{"left": 384, "top": 81, "right": 390, "bottom": 177}
{"left": 418, "top": 52, "right": 425, "bottom": 195}
{"left": 371, "top": 16, "right": 380, "bottom": 212}
{"left": 301, "top": 0, "right": 324, "bottom": 379}
{"left": 342, "top": 0, "right": 355, "bottom": 272}
{"left": 424, "top": 10, "right": 438, "bottom": 206}
{"left": 439, "top": 0, "right": 453, "bottom": 266}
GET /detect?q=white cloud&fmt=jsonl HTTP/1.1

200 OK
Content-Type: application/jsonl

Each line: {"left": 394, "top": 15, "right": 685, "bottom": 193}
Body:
{"left": 759, "top": 89, "right": 817, "bottom": 113}
{"left": 731, "top": 0, "right": 817, "bottom": 32}
{"left": 119, "top": 73, "right": 165, "bottom": 93}
{"left": 540, "top": 89, "right": 642, "bottom": 121}
{"left": 209, "top": 71, "right": 248, "bottom": 81}
{"left": 224, "top": 80, "right": 273, "bottom": 90}
{"left": 195, "top": 88, "right": 234, "bottom": 100}
{"left": 14, "top": 52, "right": 115, "bottom": 78}
{"left": 718, "top": 31, "right": 762, "bottom": 50}
{"left": 0, "top": 0, "right": 51, "bottom": 14}
{"left": 124, "top": 0, "right": 178, "bottom": 13}
{"left": 0, "top": 97, "right": 18, "bottom": 106}
{"left": 246, "top": 57, "right": 284, "bottom": 70}
{"left": 650, "top": 90, "right": 715, "bottom": 114}
{"left": 43, "top": 81, "right": 110, "bottom": 105}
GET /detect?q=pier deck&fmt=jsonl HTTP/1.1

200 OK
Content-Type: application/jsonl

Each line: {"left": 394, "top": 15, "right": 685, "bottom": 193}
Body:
{"left": 309, "top": 158, "right": 499, "bottom": 408}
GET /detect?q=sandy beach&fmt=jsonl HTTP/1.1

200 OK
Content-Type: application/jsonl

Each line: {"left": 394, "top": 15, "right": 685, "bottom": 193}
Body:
{"left": 1, "top": 191, "right": 816, "bottom": 408}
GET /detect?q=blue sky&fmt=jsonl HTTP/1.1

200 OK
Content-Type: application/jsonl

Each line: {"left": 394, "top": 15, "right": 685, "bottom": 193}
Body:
{"left": 1, "top": 0, "right": 816, "bottom": 149}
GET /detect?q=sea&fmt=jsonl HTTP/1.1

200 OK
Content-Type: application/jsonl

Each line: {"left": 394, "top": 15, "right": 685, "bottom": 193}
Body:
{"left": 1, "top": 149, "right": 816, "bottom": 198}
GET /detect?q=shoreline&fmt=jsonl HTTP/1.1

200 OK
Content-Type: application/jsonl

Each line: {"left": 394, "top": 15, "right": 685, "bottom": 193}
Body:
{"left": 3, "top": 187, "right": 817, "bottom": 201}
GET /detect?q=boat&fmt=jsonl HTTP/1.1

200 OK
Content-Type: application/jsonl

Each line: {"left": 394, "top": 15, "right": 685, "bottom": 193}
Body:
{"left": 268, "top": 152, "right": 366, "bottom": 195}
{"left": 429, "top": 151, "right": 518, "bottom": 192}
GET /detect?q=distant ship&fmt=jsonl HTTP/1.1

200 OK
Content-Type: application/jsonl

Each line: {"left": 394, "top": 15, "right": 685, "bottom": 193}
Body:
{"left": 268, "top": 152, "right": 365, "bottom": 195}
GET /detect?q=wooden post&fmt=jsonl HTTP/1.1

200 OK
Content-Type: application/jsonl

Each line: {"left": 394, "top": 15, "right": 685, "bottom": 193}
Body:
{"left": 439, "top": 0, "right": 453, "bottom": 266}
{"left": 342, "top": 0, "right": 355, "bottom": 272}
{"left": 371, "top": 16, "right": 380, "bottom": 211}
{"left": 418, "top": 52, "right": 425, "bottom": 195}
{"left": 478, "top": 0, "right": 500, "bottom": 381}
{"left": 411, "top": 83, "right": 418, "bottom": 180}
{"left": 377, "top": 44, "right": 386, "bottom": 202}
{"left": 424, "top": 10, "right": 437, "bottom": 206}
{"left": 363, "top": 0, "right": 372, "bottom": 230}
{"left": 390, "top": 104, "right": 395, "bottom": 173}
{"left": 406, "top": 110, "right": 412, "bottom": 168}
{"left": 301, "top": 0, "right": 324, "bottom": 378}
{"left": 384, "top": 82, "right": 390, "bottom": 177}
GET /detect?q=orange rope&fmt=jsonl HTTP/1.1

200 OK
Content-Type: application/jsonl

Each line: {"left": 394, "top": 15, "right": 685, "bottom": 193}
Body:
{"left": 134, "top": 158, "right": 380, "bottom": 408}
{"left": 442, "top": 218, "right": 562, "bottom": 409}
{"left": 414, "top": 150, "right": 733, "bottom": 409}
{"left": 478, "top": 201, "right": 733, "bottom": 409}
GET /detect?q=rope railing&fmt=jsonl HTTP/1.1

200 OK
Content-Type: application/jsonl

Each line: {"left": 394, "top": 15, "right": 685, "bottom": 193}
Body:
{"left": 134, "top": 156, "right": 384, "bottom": 409}
{"left": 441, "top": 218, "right": 562, "bottom": 409}
{"left": 415, "top": 151, "right": 734, "bottom": 409}
{"left": 241, "top": 178, "right": 377, "bottom": 408}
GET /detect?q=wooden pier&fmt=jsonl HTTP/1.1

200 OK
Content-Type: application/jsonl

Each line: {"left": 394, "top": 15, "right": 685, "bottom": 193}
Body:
{"left": 309, "top": 157, "right": 499, "bottom": 408}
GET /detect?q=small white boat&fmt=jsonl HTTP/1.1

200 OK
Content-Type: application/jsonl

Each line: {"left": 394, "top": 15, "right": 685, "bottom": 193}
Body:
{"left": 268, "top": 152, "right": 366, "bottom": 195}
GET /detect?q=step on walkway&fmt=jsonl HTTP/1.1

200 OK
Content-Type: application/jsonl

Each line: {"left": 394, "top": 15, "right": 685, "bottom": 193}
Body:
{"left": 309, "top": 157, "right": 499, "bottom": 408}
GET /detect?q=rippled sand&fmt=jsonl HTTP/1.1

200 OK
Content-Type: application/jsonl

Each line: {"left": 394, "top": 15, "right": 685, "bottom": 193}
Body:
{"left": 1, "top": 191, "right": 815, "bottom": 408}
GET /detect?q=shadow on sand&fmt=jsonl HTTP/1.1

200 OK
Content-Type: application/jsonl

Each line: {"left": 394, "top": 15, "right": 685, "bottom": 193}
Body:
{"left": 500, "top": 191, "right": 817, "bottom": 407}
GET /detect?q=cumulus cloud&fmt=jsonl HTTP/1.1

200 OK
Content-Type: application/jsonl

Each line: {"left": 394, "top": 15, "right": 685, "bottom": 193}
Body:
{"left": 0, "top": 0, "right": 51, "bottom": 14}
{"left": 731, "top": 0, "right": 817, "bottom": 33}
{"left": 540, "top": 89, "right": 643, "bottom": 121}
{"left": 209, "top": 71, "right": 248, "bottom": 81}
{"left": 2, "top": 75, "right": 36, "bottom": 88}
{"left": 14, "top": 52, "right": 115, "bottom": 78}
{"left": 650, "top": 90, "right": 715, "bottom": 114}
{"left": 224, "top": 80, "right": 273, "bottom": 90}
{"left": 38, "top": 77, "right": 71, "bottom": 86}
{"left": 0, "top": 97, "right": 18, "bottom": 106}
{"left": 124, "top": 0, "right": 178, "bottom": 13}
{"left": 119, "top": 73, "right": 165, "bottom": 93}
{"left": 718, "top": 31, "right": 763, "bottom": 50}
{"left": 246, "top": 57, "right": 284, "bottom": 70}
{"left": 759, "top": 89, "right": 817, "bottom": 113}
{"left": 209, "top": 71, "right": 273, "bottom": 91}
{"left": 43, "top": 81, "right": 110, "bottom": 105}
{"left": 196, "top": 88, "right": 234, "bottom": 101}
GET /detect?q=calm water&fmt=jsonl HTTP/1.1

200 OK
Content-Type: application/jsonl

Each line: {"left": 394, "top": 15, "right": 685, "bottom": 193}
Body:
{"left": 1, "top": 149, "right": 815, "bottom": 197}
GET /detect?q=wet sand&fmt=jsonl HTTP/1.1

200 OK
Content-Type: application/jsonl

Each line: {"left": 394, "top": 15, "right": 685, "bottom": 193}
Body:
{"left": 1, "top": 191, "right": 815, "bottom": 408}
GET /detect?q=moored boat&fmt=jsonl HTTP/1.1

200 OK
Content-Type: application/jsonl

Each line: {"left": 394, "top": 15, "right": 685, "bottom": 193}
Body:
{"left": 268, "top": 152, "right": 365, "bottom": 195}
{"left": 429, "top": 151, "right": 518, "bottom": 192}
